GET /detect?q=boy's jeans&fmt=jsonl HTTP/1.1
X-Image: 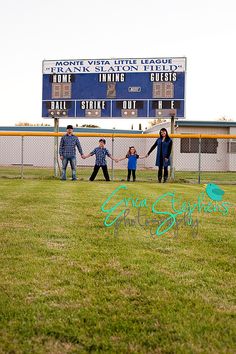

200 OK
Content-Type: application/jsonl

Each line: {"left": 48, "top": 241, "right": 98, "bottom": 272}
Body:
{"left": 61, "top": 157, "right": 77, "bottom": 180}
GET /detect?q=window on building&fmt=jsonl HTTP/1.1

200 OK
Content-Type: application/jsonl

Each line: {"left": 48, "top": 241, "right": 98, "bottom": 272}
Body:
{"left": 201, "top": 139, "right": 218, "bottom": 153}
{"left": 180, "top": 137, "right": 218, "bottom": 153}
{"left": 227, "top": 139, "right": 236, "bottom": 153}
{"left": 181, "top": 137, "right": 199, "bottom": 153}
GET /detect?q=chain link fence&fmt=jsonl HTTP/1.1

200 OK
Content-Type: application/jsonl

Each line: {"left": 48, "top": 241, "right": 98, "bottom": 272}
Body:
{"left": 0, "top": 133, "right": 236, "bottom": 184}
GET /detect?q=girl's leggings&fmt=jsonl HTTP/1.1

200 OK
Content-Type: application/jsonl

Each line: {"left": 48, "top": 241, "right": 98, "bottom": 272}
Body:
{"left": 127, "top": 169, "right": 136, "bottom": 181}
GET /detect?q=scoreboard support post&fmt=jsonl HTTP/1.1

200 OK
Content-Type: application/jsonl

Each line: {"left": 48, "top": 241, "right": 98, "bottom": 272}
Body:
{"left": 170, "top": 115, "right": 175, "bottom": 181}
{"left": 54, "top": 118, "right": 59, "bottom": 177}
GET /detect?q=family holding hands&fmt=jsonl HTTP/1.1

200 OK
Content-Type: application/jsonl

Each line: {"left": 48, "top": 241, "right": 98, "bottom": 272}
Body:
{"left": 59, "top": 125, "right": 172, "bottom": 183}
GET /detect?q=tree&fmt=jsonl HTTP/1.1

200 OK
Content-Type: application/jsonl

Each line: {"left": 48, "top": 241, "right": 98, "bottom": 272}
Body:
{"left": 147, "top": 118, "right": 166, "bottom": 128}
{"left": 15, "top": 122, "right": 51, "bottom": 126}
{"left": 218, "top": 116, "right": 233, "bottom": 121}
{"left": 80, "top": 124, "right": 100, "bottom": 128}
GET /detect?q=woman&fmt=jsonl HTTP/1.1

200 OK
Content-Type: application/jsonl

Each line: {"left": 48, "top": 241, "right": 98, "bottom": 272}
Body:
{"left": 146, "top": 128, "right": 172, "bottom": 183}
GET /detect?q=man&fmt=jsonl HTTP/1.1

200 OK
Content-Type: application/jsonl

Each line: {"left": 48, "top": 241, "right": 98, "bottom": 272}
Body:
{"left": 59, "top": 125, "right": 85, "bottom": 181}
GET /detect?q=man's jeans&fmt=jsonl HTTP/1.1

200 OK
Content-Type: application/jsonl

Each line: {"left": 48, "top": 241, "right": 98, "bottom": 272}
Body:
{"left": 61, "top": 157, "right": 77, "bottom": 180}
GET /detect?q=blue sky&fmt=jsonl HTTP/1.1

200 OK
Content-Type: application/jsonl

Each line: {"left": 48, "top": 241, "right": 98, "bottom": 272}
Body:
{"left": 0, "top": 0, "right": 235, "bottom": 128}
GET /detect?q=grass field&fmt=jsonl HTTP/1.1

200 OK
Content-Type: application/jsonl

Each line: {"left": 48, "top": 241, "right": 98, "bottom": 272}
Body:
{"left": 1, "top": 166, "right": 236, "bottom": 185}
{"left": 0, "top": 175, "right": 236, "bottom": 353}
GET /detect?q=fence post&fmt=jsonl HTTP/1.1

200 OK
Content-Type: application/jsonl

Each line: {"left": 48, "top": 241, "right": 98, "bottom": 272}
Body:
{"left": 111, "top": 133, "right": 114, "bottom": 181}
{"left": 21, "top": 136, "right": 24, "bottom": 179}
{"left": 198, "top": 137, "right": 201, "bottom": 184}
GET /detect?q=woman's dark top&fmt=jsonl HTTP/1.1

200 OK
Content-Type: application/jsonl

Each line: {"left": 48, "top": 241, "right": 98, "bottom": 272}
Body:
{"left": 147, "top": 137, "right": 172, "bottom": 167}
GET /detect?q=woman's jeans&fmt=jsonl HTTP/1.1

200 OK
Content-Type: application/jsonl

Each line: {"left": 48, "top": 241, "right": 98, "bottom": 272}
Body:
{"left": 158, "top": 160, "right": 168, "bottom": 182}
{"left": 61, "top": 157, "right": 77, "bottom": 180}
{"left": 158, "top": 166, "right": 168, "bottom": 181}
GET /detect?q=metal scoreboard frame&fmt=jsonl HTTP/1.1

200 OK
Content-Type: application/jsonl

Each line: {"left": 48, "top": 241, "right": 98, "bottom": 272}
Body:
{"left": 42, "top": 57, "right": 186, "bottom": 119}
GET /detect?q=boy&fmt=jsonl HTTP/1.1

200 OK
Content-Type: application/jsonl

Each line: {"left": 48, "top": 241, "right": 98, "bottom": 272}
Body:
{"left": 83, "top": 139, "right": 117, "bottom": 181}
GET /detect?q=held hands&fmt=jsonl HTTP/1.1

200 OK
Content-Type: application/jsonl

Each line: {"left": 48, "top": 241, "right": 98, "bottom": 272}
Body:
{"left": 81, "top": 154, "right": 90, "bottom": 159}
{"left": 115, "top": 157, "right": 126, "bottom": 163}
{"left": 115, "top": 158, "right": 124, "bottom": 163}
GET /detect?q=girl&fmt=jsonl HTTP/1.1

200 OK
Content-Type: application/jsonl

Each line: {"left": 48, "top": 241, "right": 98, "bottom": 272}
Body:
{"left": 118, "top": 146, "right": 146, "bottom": 182}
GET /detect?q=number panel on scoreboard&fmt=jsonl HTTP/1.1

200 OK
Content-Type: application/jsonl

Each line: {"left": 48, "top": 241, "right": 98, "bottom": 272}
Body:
{"left": 42, "top": 57, "right": 186, "bottom": 118}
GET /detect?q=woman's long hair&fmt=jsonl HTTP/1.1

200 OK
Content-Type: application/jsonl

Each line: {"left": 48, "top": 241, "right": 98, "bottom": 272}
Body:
{"left": 159, "top": 128, "right": 170, "bottom": 141}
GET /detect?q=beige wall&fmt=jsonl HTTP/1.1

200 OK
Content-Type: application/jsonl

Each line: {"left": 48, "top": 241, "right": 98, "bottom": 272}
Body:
{"left": 229, "top": 127, "right": 236, "bottom": 171}
{"left": 174, "top": 126, "right": 229, "bottom": 171}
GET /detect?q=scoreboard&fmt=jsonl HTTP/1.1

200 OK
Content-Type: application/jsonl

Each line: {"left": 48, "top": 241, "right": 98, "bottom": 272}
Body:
{"left": 42, "top": 57, "right": 186, "bottom": 119}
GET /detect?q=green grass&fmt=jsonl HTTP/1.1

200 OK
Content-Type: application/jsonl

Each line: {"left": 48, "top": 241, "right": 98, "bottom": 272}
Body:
{"left": 0, "top": 178, "right": 235, "bottom": 353}
{"left": 1, "top": 166, "right": 236, "bottom": 184}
